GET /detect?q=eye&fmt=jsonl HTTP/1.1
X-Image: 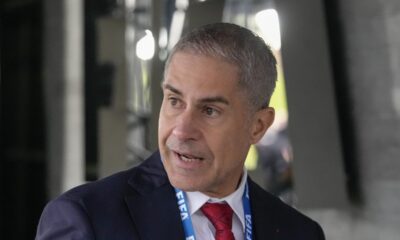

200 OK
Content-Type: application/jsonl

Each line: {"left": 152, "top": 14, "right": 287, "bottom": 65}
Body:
{"left": 169, "top": 97, "right": 178, "bottom": 106}
{"left": 203, "top": 106, "right": 220, "bottom": 118}
{"left": 167, "top": 96, "right": 183, "bottom": 108}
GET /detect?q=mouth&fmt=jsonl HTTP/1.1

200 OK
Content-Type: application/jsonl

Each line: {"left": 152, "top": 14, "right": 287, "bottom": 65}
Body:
{"left": 174, "top": 151, "right": 204, "bottom": 163}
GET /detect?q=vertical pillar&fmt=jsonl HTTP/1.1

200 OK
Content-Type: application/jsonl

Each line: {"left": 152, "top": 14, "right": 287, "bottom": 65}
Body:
{"left": 149, "top": 0, "right": 164, "bottom": 151}
{"left": 62, "top": 0, "right": 85, "bottom": 192}
{"left": 44, "top": 0, "right": 84, "bottom": 198}
{"left": 276, "top": 0, "right": 347, "bottom": 208}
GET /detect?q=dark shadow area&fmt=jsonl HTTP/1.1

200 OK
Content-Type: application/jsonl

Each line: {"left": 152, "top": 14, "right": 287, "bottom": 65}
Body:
{"left": 0, "top": 0, "right": 47, "bottom": 239}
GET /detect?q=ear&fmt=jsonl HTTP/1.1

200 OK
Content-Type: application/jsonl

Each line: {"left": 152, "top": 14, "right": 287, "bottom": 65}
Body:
{"left": 249, "top": 107, "right": 275, "bottom": 144}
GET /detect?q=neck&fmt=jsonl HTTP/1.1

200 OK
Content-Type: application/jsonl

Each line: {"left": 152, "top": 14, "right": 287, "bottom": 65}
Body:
{"left": 201, "top": 171, "right": 245, "bottom": 198}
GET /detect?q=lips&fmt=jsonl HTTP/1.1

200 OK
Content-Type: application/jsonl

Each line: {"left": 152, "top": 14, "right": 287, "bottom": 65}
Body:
{"left": 175, "top": 151, "right": 204, "bottom": 162}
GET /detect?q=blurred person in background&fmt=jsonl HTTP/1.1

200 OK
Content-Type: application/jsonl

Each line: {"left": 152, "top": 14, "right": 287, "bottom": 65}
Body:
{"left": 256, "top": 110, "right": 295, "bottom": 204}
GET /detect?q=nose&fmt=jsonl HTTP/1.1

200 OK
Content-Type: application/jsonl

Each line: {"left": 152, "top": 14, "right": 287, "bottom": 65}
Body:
{"left": 172, "top": 109, "right": 201, "bottom": 141}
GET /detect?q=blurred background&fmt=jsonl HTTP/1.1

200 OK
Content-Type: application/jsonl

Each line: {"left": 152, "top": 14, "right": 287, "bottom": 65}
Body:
{"left": 1, "top": 0, "right": 400, "bottom": 239}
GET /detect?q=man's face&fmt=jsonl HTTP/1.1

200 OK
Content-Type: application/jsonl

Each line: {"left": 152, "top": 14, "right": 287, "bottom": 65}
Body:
{"left": 158, "top": 52, "right": 272, "bottom": 198}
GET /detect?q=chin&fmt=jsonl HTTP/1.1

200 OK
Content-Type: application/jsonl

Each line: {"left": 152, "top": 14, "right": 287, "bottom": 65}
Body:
{"left": 168, "top": 175, "right": 202, "bottom": 192}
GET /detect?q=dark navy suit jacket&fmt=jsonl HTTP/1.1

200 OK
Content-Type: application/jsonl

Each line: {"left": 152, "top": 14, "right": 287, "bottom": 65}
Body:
{"left": 36, "top": 151, "right": 325, "bottom": 240}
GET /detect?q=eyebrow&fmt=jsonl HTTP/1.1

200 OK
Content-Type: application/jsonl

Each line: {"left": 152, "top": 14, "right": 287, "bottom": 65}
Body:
{"left": 163, "top": 83, "right": 230, "bottom": 106}
{"left": 163, "top": 83, "right": 182, "bottom": 96}
{"left": 200, "top": 96, "right": 230, "bottom": 106}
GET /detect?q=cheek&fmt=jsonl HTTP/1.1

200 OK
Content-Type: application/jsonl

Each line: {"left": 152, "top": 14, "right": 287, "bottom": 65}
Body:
{"left": 213, "top": 124, "right": 251, "bottom": 158}
{"left": 205, "top": 127, "right": 246, "bottom": 157}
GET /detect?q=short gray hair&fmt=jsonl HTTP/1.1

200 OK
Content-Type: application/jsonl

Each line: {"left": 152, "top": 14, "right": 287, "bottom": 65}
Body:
{"left": 164, "top": 22, "right": 277, "bottom": 111}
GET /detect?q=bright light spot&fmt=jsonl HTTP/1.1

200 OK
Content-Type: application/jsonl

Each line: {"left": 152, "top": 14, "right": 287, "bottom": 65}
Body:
{"left": 125, "top": 0, "right": 136, "bottom": 9}
{"left": 168, "top": 11, "right": 186, "bottom": 50}
{"left": 159, "top": 27, "right": 168, "bottom": 48}
{"left": 175, "top": 0, "right": 189, "bottom": 9}
{"left": 136, "top": 30, "right": 155, "bottom": 61}
{"left": 255, "top": 8, "right": 281, "bottom": 50}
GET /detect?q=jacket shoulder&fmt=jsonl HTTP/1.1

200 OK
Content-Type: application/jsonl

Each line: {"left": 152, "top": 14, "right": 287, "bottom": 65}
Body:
{"left": 249, "top": 180, "right": 325, "bottom": 239}
{"left": 36, "top": 151, "right": 166, "bottom": 240}
{"left": 59, "top": 151, "right": 165, "bottom": 202}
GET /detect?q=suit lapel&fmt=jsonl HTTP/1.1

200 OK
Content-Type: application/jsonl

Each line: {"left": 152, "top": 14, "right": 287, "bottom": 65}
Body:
{"left": 124, "top": 152, "right": 185, "bottom": 240}
{"left": 125, "top": 184, "right": 184, "bottom": 240}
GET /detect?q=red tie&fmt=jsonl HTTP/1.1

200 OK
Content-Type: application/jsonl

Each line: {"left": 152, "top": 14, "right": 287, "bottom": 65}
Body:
{"left": 201, "top": 202, "right": 235, "bottom": 240}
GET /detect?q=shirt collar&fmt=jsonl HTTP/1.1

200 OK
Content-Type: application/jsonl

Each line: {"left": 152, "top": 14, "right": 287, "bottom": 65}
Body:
{"left": 185, "top": 169, "right": 248, "bottom": 229}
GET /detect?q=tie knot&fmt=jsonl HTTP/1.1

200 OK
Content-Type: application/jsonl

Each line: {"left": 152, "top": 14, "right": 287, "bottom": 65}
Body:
{"left": 201, "top": 202, "right": 234, "bottom": 240}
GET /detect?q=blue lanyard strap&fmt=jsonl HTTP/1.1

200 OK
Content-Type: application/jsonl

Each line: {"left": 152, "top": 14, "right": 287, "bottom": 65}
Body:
{"left": 174, "top": 181, "right": 253, "bottom": 240}
{"left": 243, "top": 181, "right": 253, "bottom": 240}
{"left": 175, "top": 188, "right": 196, "bottom": 240}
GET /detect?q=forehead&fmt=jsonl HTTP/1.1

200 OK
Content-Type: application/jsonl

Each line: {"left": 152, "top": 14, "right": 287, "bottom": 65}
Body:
{"left": 164, "top": 52, "right": 240, "bottom": 94}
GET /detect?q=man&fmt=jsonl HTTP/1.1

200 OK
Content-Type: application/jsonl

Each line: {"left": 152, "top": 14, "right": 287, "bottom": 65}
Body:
{"left": 36, "top": 23, "right": 325, "bottom": 240}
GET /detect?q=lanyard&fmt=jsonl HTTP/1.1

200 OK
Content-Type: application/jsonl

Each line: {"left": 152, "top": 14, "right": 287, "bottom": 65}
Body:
{"left": 174, "top": 181, "right": 253, "bottom": 240}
